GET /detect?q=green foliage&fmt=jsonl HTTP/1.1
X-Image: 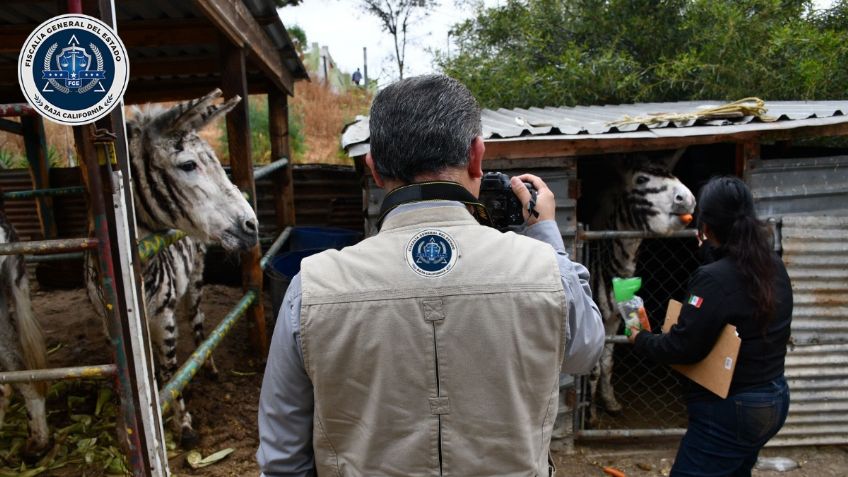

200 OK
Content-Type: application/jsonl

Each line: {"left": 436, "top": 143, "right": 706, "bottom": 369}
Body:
{"left": 0, "top": 149, "right": 27, "bottom": 169}
{"left": 287, "top": 24, "right": 307, "bottom": 52}
{"left": 440, "top": 0, "right": 848, "bottom": 108}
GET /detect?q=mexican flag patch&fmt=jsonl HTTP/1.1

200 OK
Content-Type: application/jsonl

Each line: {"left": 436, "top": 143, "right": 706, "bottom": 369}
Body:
{"left": 688, "top": 295, "right": 704, "bottom": 308}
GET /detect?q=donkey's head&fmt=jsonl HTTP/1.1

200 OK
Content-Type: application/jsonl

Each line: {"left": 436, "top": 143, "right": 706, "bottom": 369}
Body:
{"left": 127, "top": 89, "right": 258, "bottom": 252}
{"left": 617, "top": 150, "right": 696, "bottom": 235}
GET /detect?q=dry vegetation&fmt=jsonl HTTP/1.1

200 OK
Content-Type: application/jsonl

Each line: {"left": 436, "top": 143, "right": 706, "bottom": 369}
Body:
{"left": 289, "top": 78, "right": 371, "bottom": 165}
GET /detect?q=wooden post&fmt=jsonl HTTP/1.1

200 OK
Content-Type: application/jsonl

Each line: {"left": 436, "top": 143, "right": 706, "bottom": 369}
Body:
{"left": 20, "top": 116, "right": 58, "bottom": 239}
{"left": 736, "top": 140, "right": 761, "bottom": 181}
{"left": 268, "top": 87, "right": 296, "bottom": 229}
{"left": 221, "top": 39, "right": 267, "bottom": 355}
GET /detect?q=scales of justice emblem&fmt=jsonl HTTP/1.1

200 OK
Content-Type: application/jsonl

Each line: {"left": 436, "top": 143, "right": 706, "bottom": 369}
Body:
{"left": 416, "top": 237, "right": 449, "bottom": 266}
{"left": 41, "top": 34, "right": 106, "bottom": 94}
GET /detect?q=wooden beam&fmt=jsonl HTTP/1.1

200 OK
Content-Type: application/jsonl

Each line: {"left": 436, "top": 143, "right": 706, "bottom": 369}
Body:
{"left": 0, "top": 118, "right": 22, "bottom": 135}
{"left": 268, "top": 88, "right": 296, "bottom": 229}
{"left": 483, "top": 121, "right": 848, "bottom": 161}
{"left": 221, "top": 40, "right": 267, "bottom": 357}
{"left": 129, "top": 55, "right": 221, "bottom": 78}
{"left": 737, "top": 141, "right": 761, "bottom": 181}
{"left": 0, "top": 18, "right": 218, "bottom": 53}
{"left": 122, "top": 76, "right": 269, "bottom": 104}
{"left": 193, "top": 0, "right": 294, "bottom": 95}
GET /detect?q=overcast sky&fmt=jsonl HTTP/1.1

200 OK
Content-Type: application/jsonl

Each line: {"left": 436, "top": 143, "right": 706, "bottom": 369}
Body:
{"left": 279, "top": 0, "right": 836, "bottom": 85}
{"left": 278, "top": 1, "right": 500, "bottom": 85}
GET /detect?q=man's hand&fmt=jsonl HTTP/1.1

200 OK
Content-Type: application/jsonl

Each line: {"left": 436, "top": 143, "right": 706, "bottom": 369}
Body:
{"left": 511, "top": 174, "right": 555, "bottom": 226}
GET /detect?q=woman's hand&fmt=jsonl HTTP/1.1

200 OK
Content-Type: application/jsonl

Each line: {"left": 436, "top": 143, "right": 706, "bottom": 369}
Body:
{"left": 627, "top": 327, "right": 641, "bottom": 344}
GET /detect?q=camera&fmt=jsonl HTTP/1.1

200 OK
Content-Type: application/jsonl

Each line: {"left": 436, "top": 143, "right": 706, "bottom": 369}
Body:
{"left": 478, "top": 172, "right": 536, "bottom": 231}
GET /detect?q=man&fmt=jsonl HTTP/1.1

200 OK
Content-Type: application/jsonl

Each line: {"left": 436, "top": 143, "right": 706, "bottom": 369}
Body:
{"left": 352, "top": 67, "right": 363, "bottom": 86}
{"left": 257, "top": 74, "right": 604, "bottom": 477}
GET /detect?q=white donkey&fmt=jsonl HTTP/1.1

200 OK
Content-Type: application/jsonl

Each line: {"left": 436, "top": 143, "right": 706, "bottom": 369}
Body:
{"left": 587, "top": 151, "right": 695, "bottom": 426}
{"left": 87, "top": 90, "right": 258, "bottom": 448}
{"left": 0, "top": 204, "right": 49, "bottom": 455}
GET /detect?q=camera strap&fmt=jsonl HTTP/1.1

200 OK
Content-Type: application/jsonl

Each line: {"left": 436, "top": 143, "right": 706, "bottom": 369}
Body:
{"left": 376, "top": 181, "right": 493, "bottom": 231}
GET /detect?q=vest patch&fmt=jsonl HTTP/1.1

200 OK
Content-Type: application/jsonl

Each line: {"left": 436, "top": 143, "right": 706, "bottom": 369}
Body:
{"left": 406, "top": 229, "right": 458, "bottom": 278}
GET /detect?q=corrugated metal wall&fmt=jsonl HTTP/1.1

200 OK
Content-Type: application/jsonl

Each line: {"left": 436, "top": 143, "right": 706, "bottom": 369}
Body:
{"left": 749, "top": 155, "right": 848, "bottom": 217}
{"left": 768, "top": 215, "right": 848, "bottom": 446}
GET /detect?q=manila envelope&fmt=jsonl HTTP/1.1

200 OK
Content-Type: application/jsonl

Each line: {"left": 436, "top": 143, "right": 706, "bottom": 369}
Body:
{"left": 662, "top": 299, "right": 741, "bottom": 399}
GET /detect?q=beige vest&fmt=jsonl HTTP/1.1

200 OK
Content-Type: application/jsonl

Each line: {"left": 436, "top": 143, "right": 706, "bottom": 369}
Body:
{"left": 301, "top": 206, "right": 566, "bottom": 477}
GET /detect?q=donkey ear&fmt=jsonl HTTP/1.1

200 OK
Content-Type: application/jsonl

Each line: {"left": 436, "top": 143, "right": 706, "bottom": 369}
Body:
{"left": 171, "top": 89, "right": 242, "bottom": 133}
{"left": 660, "top": 148, "right": 686, "bottom": 172}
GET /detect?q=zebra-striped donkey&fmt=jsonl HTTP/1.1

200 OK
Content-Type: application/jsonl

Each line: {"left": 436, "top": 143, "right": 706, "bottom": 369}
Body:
{"left": 86, "top": 89, "right": 258, "bottom": 448}
{"left": 0, "top": 200, "right": 49, "bottom": 455}
{"left": 587, "top": 152, "right": 695, "bottom": 426}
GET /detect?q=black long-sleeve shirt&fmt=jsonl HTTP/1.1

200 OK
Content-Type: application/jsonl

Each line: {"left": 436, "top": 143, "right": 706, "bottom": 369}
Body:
{"left": 634, "top": 251, "right": 793, "bottom": 401}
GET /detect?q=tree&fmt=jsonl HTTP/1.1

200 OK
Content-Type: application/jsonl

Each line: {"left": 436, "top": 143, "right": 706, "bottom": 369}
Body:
{"left": 360, "top": 0, "right": 438, "bottom": 79}
{"left": 438, "top": 0, "right": 848, "bottom": 109}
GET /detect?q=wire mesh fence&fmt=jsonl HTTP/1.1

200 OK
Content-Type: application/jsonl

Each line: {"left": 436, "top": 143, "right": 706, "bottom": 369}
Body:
{"left": 574, "top": 231, "right": 702, "bottom": 435}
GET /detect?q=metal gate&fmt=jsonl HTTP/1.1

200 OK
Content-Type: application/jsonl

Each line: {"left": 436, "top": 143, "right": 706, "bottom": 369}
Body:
{"left": 571, "top": 228, "right": 700, "bottom": 439}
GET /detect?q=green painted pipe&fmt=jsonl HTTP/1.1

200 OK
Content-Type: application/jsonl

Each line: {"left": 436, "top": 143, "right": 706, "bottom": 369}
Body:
{"left": 253, "top": 157, "right": 289, "bottom": 181}
{"left": 260, "top": 226, "right": 292, "bottom": 270}
{"left": 159, "top": 290, "right": 257, "bottom": 414}
{"left": 0, "top": 364, "right": 116, "bottom": 384}
{"left": 137, "top": 230, "right": 187, "bottom": 264}
{"left": 2, "top": 186, "right": 85, "bottom": 200}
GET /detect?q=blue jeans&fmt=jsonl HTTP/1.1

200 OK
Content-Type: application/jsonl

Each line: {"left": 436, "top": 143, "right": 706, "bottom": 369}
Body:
{"left": 671, "top": 375, "right": 789, "bottom": 477}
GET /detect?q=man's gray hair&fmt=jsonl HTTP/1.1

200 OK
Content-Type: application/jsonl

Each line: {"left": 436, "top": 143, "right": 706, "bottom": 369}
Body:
{"left": 369, "top": 75, "right": 482, "bottom": 183}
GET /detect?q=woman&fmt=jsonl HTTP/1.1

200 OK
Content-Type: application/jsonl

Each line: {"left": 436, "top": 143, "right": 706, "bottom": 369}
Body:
{"left": 629, "top": 176, "right": 792, "bottom": 477}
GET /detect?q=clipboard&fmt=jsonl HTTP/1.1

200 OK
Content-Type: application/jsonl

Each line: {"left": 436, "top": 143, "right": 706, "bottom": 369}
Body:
{"left": 663, "top": 299, "right": 741, "bottom": 399}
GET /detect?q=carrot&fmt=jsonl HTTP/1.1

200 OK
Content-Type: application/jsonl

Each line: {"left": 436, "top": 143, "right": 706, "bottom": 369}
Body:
{"left": 679, "top": 213, "right": 693, "bottom": 225}
{"left": 602, "top": 467, "right": 625, "bottom": 477}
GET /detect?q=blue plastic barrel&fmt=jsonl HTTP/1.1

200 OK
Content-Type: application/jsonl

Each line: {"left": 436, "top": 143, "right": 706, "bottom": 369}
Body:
{"left": 267, "top": 248, "right": 325, "bottom": 319}
{"left": 289, "top": 227, "right": 361, "bottom": 251}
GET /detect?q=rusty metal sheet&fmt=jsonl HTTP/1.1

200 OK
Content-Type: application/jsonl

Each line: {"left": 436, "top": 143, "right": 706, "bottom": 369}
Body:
{"left": 769, "top": 343, "right": 848, "bottom": 447}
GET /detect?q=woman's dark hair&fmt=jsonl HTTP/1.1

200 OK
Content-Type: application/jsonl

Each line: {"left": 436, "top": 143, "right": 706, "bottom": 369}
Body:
{"left": 697, "top": 176, "right": 775, "bottom": 328}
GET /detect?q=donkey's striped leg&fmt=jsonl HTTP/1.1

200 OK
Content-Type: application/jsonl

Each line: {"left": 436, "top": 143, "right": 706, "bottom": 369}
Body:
{"left": 186, "top": 274, "right": 217, "bottom": 379}
{"left": 151, "top": 304, "right": 198, "bottom": 449}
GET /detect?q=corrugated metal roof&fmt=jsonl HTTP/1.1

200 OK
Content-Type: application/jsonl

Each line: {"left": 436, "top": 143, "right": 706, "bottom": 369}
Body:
{"left": 342, "top": 101, "right": 848, "bottom": 155}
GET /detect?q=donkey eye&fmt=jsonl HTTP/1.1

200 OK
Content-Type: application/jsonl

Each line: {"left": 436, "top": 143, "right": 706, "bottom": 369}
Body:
{"left": 635, "top": 175, "right": 650, "bottom": 185}
{"left": 178, "top": 161, "right": 197, "bottom": 172}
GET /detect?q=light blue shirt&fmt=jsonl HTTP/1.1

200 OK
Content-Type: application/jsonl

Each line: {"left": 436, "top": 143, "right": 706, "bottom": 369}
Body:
{"left": 257, "top": 202, "right": 604, "bottom": 477}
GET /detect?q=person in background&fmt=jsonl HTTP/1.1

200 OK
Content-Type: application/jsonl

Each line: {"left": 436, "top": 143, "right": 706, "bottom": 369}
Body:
{"left": 351, "top": 67, "right": 362, "bottom": 86}
{"left": 629, "top": 176, "right": 792, "bottom": 477}
{"left": 256, "top": 74, "right": 604, "bottom": 477}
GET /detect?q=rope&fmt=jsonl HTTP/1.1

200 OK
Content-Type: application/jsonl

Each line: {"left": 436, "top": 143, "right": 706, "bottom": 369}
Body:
{"left": 606, "top": 98, "right": 777, "bottom": 127}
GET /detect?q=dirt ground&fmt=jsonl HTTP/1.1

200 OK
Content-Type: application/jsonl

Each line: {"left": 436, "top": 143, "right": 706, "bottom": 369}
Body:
{"left": 26, "top": 285, "right": 848, "bottom": 476}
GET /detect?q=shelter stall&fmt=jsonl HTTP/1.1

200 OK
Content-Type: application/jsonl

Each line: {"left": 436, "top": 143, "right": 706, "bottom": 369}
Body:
{"left": 0, "top": 1, "right": 307, "bottom": 475}
{"left": 342, "top": 100, "right": 848, "bottom": 448}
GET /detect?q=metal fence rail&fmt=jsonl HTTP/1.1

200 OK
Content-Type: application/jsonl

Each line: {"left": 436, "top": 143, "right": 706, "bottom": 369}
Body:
{"left": 0, "top": 364, "right": 117, "bottom": 384}
{"left": 0, "top": 237, "right": 98, "bottom": 255}
{"left": 2, "top": 186, "right": 85, "bottom": 200}
{"left": 159, "top": 290, "right": 257, "bottom": 414}
{"left": 253, "top": 157, "right": 289, "bottom": 182}
{"left": 137, "top": 230, "right": 188, "bottom": 263}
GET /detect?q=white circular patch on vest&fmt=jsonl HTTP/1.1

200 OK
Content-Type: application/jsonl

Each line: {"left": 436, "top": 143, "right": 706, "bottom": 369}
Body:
{"left": 406, "top": 229, "right": 458, "bottom": 278}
